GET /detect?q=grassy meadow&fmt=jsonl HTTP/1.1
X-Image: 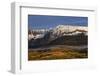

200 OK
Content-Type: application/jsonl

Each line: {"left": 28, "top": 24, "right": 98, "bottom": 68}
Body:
{"left": 28, "top": 47, "right": 88, "bottom": 60}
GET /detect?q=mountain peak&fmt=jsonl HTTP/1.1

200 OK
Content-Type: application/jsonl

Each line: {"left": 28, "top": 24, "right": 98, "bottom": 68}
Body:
{"left": 28, "top": 25, "right": 88, "bottom": 40}
{"left": 56, "top": 25, "right": 66, "bottom": 28}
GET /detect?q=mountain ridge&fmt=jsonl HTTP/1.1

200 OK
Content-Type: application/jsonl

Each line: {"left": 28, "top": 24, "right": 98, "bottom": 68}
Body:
{"left": 28, "top": 25, "right": 88, "bottom": 49}
{"left": 28, "top": 25, "right": 87, "bottom": 40}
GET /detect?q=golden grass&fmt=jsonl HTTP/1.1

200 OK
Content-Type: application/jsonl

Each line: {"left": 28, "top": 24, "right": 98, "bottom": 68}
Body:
{"left": 28, "top": 48, "right": 88, "bottom": 60}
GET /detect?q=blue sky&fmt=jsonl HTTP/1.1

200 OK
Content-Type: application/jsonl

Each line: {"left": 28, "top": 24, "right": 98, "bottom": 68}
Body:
{"left": 28, "top": 15, "right": 88, "bottom": 29}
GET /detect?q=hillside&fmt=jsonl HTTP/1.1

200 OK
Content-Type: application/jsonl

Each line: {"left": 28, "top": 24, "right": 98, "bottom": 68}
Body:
{"left": 48, "top": 33, "right": 87, "bottom": 46}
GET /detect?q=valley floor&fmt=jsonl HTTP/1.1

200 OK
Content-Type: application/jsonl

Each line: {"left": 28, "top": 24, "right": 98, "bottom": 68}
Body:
{"left": 28, "top": 45, "right": 88, "bottom": 60}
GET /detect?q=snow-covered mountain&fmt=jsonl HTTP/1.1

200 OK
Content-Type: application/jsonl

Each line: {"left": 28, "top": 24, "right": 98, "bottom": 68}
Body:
{"left": 28, "top": 29, "right": 49, "bottom": 40}
{"left": 52, "top": 25, "right": 87, "bottom": 36}
{"left": 28, "top": 25, "right": 88, "bottom": 40}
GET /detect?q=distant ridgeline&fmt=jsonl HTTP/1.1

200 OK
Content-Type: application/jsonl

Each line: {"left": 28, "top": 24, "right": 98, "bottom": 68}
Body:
{"left": 28, "top": 25, "right": 88, "bottom": 48}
